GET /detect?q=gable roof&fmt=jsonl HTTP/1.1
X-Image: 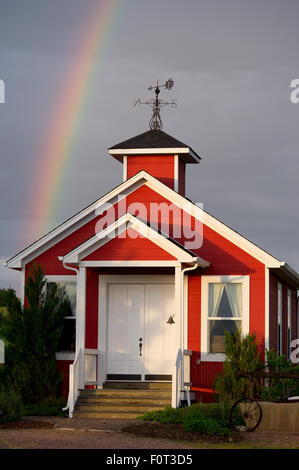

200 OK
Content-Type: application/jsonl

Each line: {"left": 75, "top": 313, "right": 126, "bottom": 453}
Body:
{"left": 108, "top": 129, "right": 201, "bottom": 163}
{"left": 61, "top": 213, "right": 209, "bottom": 267}
{"left": 5, "top": 169, "right": 299, "bottom": 286}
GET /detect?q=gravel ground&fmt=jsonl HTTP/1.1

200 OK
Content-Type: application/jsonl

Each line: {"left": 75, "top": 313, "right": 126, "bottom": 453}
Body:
{"left": 0, "top": 417, "right": 197, "bottom": 449}
{"left": 1, "top": 417, "right": 299, "bottom": 449}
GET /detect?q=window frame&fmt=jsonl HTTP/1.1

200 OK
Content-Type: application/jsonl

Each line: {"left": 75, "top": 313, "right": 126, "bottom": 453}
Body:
{"left": 277, "top": 283, "right": 283, "bottom": 356}
{"left": 201, "top": 275, "right": 250, "bottom": 362}
{"left": 287, "top": 289, "right": 292, "bottom": 360}
{"left": 45, "top": 275, "right": 77, "bottom": 361}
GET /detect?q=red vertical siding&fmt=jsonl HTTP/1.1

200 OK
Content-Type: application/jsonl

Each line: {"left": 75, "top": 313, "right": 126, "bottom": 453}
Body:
{"left": 126, "top": 155, "right": 175, "bottom": 190}
{"left": 269, "top": 271, "right": 297, "bottom": 356}
{"left": 85, "top": 268, "right": 99, "bottom": 349}
{"left": 82, "top": 228, "right": 176, "bottom": 261}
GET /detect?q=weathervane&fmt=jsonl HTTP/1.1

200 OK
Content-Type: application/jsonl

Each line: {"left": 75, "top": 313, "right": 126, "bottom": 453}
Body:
{"left": 134, "top": 78, "right": 177, "bottom": 130}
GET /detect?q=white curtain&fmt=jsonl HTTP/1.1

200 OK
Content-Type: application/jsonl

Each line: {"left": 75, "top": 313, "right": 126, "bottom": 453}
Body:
{"left": 225, "top": 283, "right": 242, "bottom": 318}
{"left": 208, "top": 283, "right": 242, "bottom": 318}
{"left": 208, "top": 283, "right": 224, "bottom": 318}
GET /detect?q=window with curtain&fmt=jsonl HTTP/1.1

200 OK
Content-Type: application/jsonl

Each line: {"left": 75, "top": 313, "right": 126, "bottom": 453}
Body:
{"left": 47, "top": 281, "right": 76, "bottom": 353}
{"left": 208, "top": 282, "right": 242, "bottom": 354}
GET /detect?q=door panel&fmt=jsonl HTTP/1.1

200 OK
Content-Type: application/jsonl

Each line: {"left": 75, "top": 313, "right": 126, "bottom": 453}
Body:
{"left": 107, "top": 284, "right": 144, "bottom": 375}
{"left": 107, "top": 282, "right": 176, "bottom": 378}
{"left": 144, "top": 284, "right": 177, "bottom": 375}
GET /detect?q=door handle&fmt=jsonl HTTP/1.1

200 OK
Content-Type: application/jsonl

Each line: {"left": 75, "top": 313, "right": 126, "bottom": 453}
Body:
{"left": 139, "top": 337, "right": 143, "bottom": 356}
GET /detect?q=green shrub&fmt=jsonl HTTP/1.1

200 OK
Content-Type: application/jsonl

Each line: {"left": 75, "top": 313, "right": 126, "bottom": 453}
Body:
{"left": 260, "top": 349, "right": 299, "bottom": 401}
{"left": 214, "top": 331, "right": 263, "bottom": 404}
{"left": 139, "top": 403, "right": 230, "bottom": 436}
{"left": 139, "top": 406, "right": 187, "bottom": 424}
{"left": 22, "top": 396, "right": 67, "bottom": 417}
{"left": 0, "top": 390, "right": 22, "bottom": 423}
{"left": 183, "top": 411, "right": 229, "bottom": 436}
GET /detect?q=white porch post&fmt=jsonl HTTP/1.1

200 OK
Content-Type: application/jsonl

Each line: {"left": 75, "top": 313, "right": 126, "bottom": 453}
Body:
{"left": 76, "top": 266, "right": 86, "bottom": 389}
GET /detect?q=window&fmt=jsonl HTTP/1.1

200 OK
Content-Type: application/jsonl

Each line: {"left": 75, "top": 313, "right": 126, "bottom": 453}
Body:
{"left": 47, "top": 281, "right": 76, "bottom": 353}
{"left": 201, "top": 276, "right": 249, "bottom": 361}
{"left": 208, "top": 283, "right": 242, "bottom": 353}
{"left": 287, "top": 289, "right": 292, "bottom": 360}
{"left": 277, "top": 283, "right": 282, "bottom": 355}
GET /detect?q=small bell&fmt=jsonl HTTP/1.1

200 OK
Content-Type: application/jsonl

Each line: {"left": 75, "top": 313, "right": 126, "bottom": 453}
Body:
{"left": 166, "top": 314, "right": 175, "bottom": 325}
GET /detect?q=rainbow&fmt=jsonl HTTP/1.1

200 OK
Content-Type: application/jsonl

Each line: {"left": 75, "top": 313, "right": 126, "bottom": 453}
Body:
{"left": 30, "top": 0, "right": 119, "bottom": 239}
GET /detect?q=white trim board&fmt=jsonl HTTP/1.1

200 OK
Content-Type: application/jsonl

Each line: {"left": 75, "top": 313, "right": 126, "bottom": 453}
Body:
{"left": 6, "top": 169, "right": 288, "bottom": 271}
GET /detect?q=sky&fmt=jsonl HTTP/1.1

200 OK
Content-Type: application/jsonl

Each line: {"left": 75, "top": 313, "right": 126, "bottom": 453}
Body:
{"left": 0, "top": 0, "right": 299, "bottom": 296}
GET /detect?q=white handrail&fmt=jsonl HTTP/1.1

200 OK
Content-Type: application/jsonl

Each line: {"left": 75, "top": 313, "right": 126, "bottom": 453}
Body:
{"left": 172, "top": 348, "right": 191, "bottom": 408}
{"left": 63, "top": 348, "right": 83, "bottom": 418}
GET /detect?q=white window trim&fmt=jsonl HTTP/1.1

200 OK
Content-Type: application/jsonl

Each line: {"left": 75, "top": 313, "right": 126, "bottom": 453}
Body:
{"left": 278, "top": 283, "right": 283, "bottom": 355}
{"left": 201, "top": 275, "right": 250, "bottom": 362}
{"left": 287, "top": 289, "right": 292, "bottom": 359}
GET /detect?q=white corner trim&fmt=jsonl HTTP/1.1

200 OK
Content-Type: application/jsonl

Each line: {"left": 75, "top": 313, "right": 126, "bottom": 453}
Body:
{"left": 123, "top": 155, "right": 127, "bottom": 181}
{"left": 200, "top": 275, "right": 250, "bottom": 362}
{"left": 174, "top": 154, "right": 179, "bottom": 192}
{"left": 20, "top": 267, "right": 25, "bottom": 306}
{"left": 265, "top": 267, "right": 270, "bottom": 352}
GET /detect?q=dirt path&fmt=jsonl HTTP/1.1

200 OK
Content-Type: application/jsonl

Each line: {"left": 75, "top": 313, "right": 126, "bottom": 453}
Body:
{"left": 0, "top": 417, "right": 196, "bottom": 449}
{"left": 1, "top": 417, "right": 299, "bottom": 449}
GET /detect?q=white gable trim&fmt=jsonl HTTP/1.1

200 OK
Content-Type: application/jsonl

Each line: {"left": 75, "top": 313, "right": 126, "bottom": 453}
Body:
{"left": 109, "top": 147, "right": 201, "bottom": 163}
{"left": 62, "top": 213, "right": 208, "bottom": 266}
{"left": 6, "top": 169, "right": 284, "bottom": 269}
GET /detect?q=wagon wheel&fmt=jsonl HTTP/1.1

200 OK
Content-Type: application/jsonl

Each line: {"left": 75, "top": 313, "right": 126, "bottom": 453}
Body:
{"left": 230, "top": 397, "right": 262, "bottom": 432}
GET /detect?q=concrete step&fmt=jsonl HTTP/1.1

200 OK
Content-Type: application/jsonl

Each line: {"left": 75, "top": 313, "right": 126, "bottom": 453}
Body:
{"left": 102, "top": 381, "right": 172, "bottom": 390}
{"left": 77, "top": 396, "right": 171, "bottom": 405}
{"left": 75, "top": 403, "right": 166, "bottom": 413}
{"left": 79, "top": 389, "right": 171, "bottom": 399}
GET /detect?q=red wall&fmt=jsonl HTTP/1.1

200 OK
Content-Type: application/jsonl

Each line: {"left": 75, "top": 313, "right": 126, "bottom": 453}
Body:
{"left": 127, "top": 155, "right": 175, "bottom": 190}
{"left": 269, "top": 271, "right": 298, "bottom": 356}
{"left": 83, "top": 228, "right": 176, "bottom": 261}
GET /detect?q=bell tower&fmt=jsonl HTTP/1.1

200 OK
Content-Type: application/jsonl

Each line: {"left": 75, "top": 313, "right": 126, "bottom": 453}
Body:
{"left": 108, "top": 79, "right": 201, "bottom": 196}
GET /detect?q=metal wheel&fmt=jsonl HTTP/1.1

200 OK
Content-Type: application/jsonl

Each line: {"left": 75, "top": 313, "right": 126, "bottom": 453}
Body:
{"left": 230, "top": 397, "right": 262, "bottom": 432}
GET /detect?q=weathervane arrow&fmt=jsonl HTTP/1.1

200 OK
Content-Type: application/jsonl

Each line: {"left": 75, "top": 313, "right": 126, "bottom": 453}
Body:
{"left": 134, "top": 78, "right": 177, "bottom": 130}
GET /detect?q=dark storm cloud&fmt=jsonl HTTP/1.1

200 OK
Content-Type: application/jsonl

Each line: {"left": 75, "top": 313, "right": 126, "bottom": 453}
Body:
{"left": 0, "top": 0, "right": 299, "bottom": 293}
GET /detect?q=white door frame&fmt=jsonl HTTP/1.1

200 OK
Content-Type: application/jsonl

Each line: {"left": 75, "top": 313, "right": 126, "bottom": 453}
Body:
{"left": 98, "top": 274, "right": 178, "bottom": 387}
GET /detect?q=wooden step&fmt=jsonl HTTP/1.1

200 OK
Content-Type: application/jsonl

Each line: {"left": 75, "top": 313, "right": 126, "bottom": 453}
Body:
{"left": 73, "top": 411, "right": 145, "bottom": 419}
{"left": 102, "top": 381, "right": 172, "bottom": 390}
{"left": 75, "top": 403, "right": 166, "bottom": 413}
{"left": 74, "top": 382, "right": 172, "bottom": 419}
{"left": 79, "top": 389, "right": 171, "bottom": 398}
{"left": 77, "top": 396, "right": 171, "bottom": 405}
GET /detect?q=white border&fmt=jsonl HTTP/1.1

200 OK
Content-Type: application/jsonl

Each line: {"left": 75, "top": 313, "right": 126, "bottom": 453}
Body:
{"left": 174, "top": 154, "right": 179, "bottom": 192}
{"left": 123, "top": 155, "right": 127, "bottom": 181}
{"left": 265, "top": 267, "right": 269, "bottom": 351}
{"left": 200, "top": 275, "right": 250, "bottom": 362}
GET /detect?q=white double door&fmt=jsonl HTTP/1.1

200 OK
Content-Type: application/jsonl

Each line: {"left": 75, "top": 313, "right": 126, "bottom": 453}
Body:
{"left": 107, "top": 281, "right": 177, "bottom": 379}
